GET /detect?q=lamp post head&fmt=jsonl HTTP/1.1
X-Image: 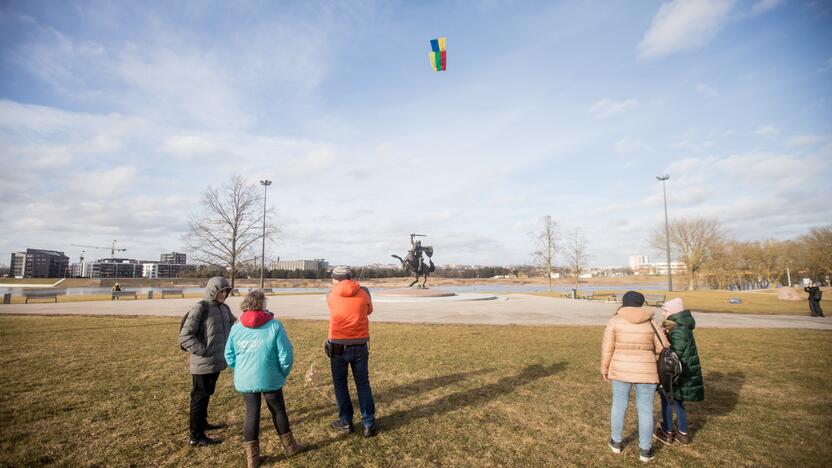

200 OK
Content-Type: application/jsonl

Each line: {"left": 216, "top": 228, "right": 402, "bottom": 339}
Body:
{"left": 656, "top": 175, "right": 670, "bottom": 181}
{"left": 260, "top": 180, "right": 272, "bottom": 186}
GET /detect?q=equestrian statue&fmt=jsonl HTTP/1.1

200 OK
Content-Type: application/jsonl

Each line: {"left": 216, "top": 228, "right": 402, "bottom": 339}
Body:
{"left": 391, "top": 233, "right": 436, "bottom": 288}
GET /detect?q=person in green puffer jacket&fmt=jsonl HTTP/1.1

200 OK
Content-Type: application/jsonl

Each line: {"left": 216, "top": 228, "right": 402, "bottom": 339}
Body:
{"left": 653, "top": 297, "right": 704, "bottom": 447}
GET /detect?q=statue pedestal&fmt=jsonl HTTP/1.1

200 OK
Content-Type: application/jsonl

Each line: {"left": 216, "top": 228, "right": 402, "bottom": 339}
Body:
{"left": 375, "top": 288, "right": 456, "bottom": 298}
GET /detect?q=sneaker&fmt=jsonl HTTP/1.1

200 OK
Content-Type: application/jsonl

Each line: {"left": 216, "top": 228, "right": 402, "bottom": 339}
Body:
{"left": 674, "top": 430, "right": 690, "bottom": 445}
{"left": 639, "top": 448, "right": 655, "bottom": 462}
{"left": 330, "top": 419, "right": 354, "bottom": 433}
{"left": 362, "top": 425, "right": 377, "bottom": 437}
{"left": 653, "top": 424, "right": 673, "bottom": 445}
{"left": 608, "top": 438, "right": 622, "bottom": 454}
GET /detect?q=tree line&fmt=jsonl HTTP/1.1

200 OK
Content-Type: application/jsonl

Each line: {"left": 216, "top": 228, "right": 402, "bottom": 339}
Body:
{"left": 650, "top": 219, "right": 831, "bottom": 290}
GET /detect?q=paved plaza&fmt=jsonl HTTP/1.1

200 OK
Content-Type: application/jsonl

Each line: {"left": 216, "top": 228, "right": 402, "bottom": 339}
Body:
{"left": 1, "top": 294, "right": 830, "bottom": 330}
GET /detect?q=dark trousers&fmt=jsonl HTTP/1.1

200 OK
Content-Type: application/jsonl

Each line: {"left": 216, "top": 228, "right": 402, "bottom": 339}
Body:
{"left": 330, "top": 344, "right": 376, "bottom": 428}
{"left": 189, "top": 372, "right": 220, "bottom": 438}
{"left": 810, "top": 300, "right": 824, "bottom": 317}
{"left": 242, "top": 390, "right": 291, "bottom": 442}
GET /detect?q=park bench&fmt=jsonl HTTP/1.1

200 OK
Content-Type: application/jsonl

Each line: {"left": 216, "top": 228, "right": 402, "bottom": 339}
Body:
{"left": 111, "top": 290, "right": 138, "bottom": 300}
{"left": 23, "top": 290, "right": 66, "bottom": 304}
{"left": 260, "top": 288, "right": 273, "bottom": 294}
{"left": 579, "top": 290, "right": 595, "bottom": 300}
{"left": 161, "top": 289, "right": 184, "bottom": 299}
{"left": 230, "top": 288, "right": 240, "bottom": 296}
{"left": 644, "top": 294, "right": 666, "bottom": 306}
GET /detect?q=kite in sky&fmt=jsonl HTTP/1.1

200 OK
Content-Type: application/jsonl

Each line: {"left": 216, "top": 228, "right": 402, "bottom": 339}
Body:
{"left": 429, "top": 37, "right": 446, "bottom": 72}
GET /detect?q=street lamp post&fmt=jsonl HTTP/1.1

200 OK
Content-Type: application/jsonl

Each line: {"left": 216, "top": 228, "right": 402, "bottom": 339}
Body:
{"left": 656, "top": 175, "right": 673, "bottom": 292}
{"left": 259, "top": 180, "right": 272, "bottom": 289}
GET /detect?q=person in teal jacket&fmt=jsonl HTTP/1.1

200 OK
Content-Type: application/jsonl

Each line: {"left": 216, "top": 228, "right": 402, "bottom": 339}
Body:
{"left": 225, "top": 290, "right": 306, "bottom": 467}
{"left": 653, "top": 297, "right": 704, "bottom": 447}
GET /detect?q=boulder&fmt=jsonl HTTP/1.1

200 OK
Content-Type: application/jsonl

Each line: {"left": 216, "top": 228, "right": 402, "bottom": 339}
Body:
{"left": 777, "top": 286, "right": 804, "bottom": 301}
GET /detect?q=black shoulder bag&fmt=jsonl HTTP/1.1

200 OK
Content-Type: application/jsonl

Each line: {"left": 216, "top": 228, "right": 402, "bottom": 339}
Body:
{"left": 649, "top": 320, "right": 683, "bottom": 400}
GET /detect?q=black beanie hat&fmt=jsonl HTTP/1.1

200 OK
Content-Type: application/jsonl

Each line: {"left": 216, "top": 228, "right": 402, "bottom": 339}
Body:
{"left": 622, "top": 291, "right": 645, "bottom": 307}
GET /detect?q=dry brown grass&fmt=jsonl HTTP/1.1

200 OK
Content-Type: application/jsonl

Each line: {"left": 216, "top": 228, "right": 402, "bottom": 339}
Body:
{"left": 1, "top": 315, "right": 830, "bottom": 467}
{"left": 533, "top": 288, "right": 830, "bottom": 315}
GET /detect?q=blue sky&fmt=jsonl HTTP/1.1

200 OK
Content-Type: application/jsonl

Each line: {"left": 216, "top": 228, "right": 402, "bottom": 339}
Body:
{"left": 1, "top": 0, "right": 830, "bottom": 267}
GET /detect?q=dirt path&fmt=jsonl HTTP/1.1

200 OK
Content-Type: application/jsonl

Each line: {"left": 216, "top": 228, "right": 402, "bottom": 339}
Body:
{"left": 2, "top": 294, "right": 830, "bottom": 330}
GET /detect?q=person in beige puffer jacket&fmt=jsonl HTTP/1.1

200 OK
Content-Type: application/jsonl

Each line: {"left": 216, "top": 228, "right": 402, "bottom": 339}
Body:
{"left": 601, "top": 291, "right": 667, "bottom": 463}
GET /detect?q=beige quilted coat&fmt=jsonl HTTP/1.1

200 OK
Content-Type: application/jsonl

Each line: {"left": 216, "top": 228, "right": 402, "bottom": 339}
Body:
{"left": 600, "top": 306, "right": 667, "bottom": 384}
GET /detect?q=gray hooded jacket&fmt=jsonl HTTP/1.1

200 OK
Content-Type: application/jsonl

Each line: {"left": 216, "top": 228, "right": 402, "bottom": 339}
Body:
{"left": 178, "top": 277, "right": 237, "bottom": 374}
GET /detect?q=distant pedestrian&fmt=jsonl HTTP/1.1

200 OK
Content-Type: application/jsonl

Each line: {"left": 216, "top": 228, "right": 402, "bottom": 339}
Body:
{"left": 601, "top": 291, "right": 666, "bottom": 463}
{"left": 326, "top": 266, "right": 377, "bottom": 437}
{"left": 804, "top": 283, "right": 824, "bottom": 317}
{"left": 653, "top": 298, "right": 704, "bottom": 447}
{"left": 111, "top": 282, "right": 121, "bottom": 300}
{"left": 225, "top": 289, "right": 306, "bottom": 467}
{"left": 178, "top": 277, "right": 236, "bottom": 446}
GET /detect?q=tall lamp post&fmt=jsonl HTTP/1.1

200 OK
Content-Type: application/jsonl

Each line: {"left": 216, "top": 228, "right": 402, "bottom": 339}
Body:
{"left": 259, "top": 180, "right": 272, "bottom": 289}
{"left": 656, "top": 175, "right": 672, "bottom": 292}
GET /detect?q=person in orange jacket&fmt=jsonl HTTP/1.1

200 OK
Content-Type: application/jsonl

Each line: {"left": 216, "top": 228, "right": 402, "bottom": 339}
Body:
{"left": 325, "top": 265, "right": 377, "bottom": 437}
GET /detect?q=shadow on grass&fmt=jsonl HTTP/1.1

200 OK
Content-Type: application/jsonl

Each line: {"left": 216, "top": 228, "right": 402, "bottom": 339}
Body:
{"left": 690, "top": 371, "right": 745, "bottom": 437}
{"left": 300, "top": 363, "right": 565, "bottom": 453}
{"left": 294, "top": 367, "right": 495, "bottom": 424}
{"left": 378, "top": 362, "right": 566, "bottom": 432}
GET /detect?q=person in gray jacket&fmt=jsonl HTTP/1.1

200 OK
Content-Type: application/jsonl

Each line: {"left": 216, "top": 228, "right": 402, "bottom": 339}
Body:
{"left": 179, "top": 277, "right": 237, "bottom": 446}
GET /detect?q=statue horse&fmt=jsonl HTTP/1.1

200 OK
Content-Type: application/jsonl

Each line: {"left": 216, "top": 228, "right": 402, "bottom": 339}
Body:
{"left": 391, "top": 251, "right": 436, "bottom": 287}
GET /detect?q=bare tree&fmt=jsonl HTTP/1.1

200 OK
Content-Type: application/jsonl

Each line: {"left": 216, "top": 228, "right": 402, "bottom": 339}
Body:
{"left": 651, "top": 217, "right": 724, "bottom": 291}
{"left": 532, "top": 215, "right": 559, "bottom": 292}
{"left": 744, "top": 239, "right": 789, "bottom": 287}
{"left": 798, "top": 225, "right": 832, "bottom": 282}
{"left": 565, "top": 228, "right": 590, "bottom": 292}
{"left": 185, "top": 175, "right": 278, "bottom": 288}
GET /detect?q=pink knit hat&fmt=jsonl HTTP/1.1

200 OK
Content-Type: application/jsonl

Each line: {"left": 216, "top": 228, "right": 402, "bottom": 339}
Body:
{"left": 662, "top": 297, "right": 685, "bottom": 315}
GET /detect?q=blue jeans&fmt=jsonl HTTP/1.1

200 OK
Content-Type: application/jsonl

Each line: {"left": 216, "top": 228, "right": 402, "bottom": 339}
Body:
{"left": 330, "top": 344, "right": 376, "bottom": 428}
{"left": 610, "top": 380, "right": 656, "bottom": 451}
{"left": 660, "top": 393, "right": 688, "bottom": 433}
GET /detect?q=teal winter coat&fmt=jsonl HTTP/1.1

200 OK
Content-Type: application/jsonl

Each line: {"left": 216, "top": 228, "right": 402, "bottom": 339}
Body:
{"left": 224, "top": 315, "right": 294, "bottom": 393}
{"left": 663, "top": 310, "right": 704, "bottom": 401}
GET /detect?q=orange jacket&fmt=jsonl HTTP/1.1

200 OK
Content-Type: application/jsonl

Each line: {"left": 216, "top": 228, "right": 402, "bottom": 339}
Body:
{"left": 326, "top": 280, "right": 373, "bottom": 342}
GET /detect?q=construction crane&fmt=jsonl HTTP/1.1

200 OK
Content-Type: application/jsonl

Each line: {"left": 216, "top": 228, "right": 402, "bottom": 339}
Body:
{"left": 70, "top": 240, "right": 127, "bottom": 257}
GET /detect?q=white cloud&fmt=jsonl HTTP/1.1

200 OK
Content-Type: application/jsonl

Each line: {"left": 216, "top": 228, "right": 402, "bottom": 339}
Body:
{"left": 788, "top": 134, "right": 830, "bottom": 147}
{"left": 70, "top": 166, "right": 137, "bottom": 197}
{"left": 754, "top": 124, "right": 779, "bottom": 138}
{"left": 588, "top": 99, "right": 638, "bottom": 119}
{"left": 752, "top": 0, "right": 783, "bottom": 14}
{"left": 696, "top": 83, "right": 719, "bottom": 97}
{"left": 162, "top": 135, "right": 218, "bottom": 158}
{"left": 284, "top": 147, "right": 336, "bottom": 177}
{"left": 715, "top": 153, "right": 808, "bottom": 183}
{"left": 614, "top": 138, "right": 652, "bottom": 153}
{"left": 666, "top": 156, "right": 718, "bottom": 174}
{"left": 638, "top": 0, "right": 736, "bottom": 59}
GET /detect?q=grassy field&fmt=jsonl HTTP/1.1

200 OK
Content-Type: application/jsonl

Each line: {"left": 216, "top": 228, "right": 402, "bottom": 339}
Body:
{"left": 0, "top": 316, "right": 829, "bottom": 467}
{"left": 532, "top": 288, "right": 829, "bottom": 315}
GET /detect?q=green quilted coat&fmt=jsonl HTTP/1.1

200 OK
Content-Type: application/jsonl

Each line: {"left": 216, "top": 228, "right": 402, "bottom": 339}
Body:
{"left": 663, "top": 311, "right": 704, "bottom": 401}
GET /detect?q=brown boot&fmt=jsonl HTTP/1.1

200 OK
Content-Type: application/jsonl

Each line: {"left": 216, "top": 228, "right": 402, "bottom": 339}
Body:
{"left": 243, "top": 440, "right": 260, "bottom": 468}
{"left": 280, "top": 431, "right": 307, "bottom": 458}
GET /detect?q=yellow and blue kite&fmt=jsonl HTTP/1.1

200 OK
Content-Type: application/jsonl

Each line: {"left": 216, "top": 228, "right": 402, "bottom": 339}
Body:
{"left": 429, "top": 37, "right": 446, "bottom": 72}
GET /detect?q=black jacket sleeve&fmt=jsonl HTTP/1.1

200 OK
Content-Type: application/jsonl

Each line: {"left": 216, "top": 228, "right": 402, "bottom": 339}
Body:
{"left": 178, "top": 302, "right": 208, "bottom": 356}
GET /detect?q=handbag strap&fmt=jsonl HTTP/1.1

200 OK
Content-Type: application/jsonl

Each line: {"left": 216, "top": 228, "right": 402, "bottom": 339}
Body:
{"left": 648, "top": 320, "right": 666, "bottom": 350}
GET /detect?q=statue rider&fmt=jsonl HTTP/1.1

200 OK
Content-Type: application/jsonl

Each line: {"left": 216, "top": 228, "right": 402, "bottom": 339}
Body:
{"left": 409, "top": 237, "right": 425, "bottom": 273}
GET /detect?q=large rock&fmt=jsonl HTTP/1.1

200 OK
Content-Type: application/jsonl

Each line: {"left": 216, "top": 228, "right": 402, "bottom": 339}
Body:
{"left": 777, "top": 287, "right": 804, "bottom": 301}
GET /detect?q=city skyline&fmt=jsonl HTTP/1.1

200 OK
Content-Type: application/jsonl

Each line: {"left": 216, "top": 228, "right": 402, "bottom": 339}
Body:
{"left": 2, "top": 1, "right": 830, "bottom": 267}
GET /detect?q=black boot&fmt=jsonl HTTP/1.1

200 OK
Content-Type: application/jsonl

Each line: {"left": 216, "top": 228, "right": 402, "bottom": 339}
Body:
{"left": 189, "top": 434, "right": 221, "bottom": 446}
